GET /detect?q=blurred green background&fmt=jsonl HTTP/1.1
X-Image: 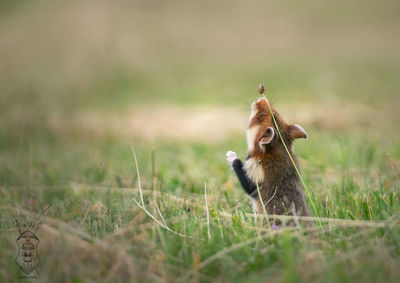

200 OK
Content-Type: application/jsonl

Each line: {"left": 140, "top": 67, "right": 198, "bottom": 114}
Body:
{"left": 1, "top": 0, "right": 399, "bottom": 186}
{"left": 1, "top": 0, "right": 400, "bottom": 142}
{"left": 1, "top": 0, "right": 400, "bottom": 282}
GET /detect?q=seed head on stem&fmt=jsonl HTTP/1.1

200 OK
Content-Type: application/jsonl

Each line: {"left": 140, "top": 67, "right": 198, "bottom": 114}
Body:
{"left": 258, "top": 84, "right": 265, "bottom": 94}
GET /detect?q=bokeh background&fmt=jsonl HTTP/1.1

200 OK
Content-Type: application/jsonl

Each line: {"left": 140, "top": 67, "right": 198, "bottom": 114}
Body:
{"left": 2, "top": 0, "right": 400, "bottom": 147}
{"left": 1, "top": 0, "right": 400, "bottom": 282}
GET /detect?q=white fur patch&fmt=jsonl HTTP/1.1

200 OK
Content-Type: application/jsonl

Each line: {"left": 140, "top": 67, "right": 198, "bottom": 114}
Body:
{"left": 226, "top": 151, "right": 238, "bottom": 165}
{"left": 248, "top": 103, "right": 257, "bottom": 123}
{"left": 246, "top": 125, "right": 259, "bottom": 152}
{"left": 244, "top": 157, "right": 265, "bottom": 184}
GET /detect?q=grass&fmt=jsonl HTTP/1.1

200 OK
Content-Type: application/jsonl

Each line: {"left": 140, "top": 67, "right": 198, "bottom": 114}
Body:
{"left": 1, "top": 0, "right": 400, "bottom": 282}
{"left": 1, "top": 125, "right": 400, "bottom": 282}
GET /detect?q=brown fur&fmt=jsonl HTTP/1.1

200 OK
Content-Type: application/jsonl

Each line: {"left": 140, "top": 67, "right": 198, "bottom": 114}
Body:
{"left": 246, "top": 98, "right": 311, "bottom": 218}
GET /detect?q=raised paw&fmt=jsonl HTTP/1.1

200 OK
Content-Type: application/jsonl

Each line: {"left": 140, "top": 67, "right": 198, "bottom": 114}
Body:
{"left": 226, "top": 151, "right": 238, "bottom": 165}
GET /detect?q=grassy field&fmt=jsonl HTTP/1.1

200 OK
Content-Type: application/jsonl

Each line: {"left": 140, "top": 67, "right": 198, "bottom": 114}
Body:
{"left": 1, "top": 0, "right": 400, "bottom": 282}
